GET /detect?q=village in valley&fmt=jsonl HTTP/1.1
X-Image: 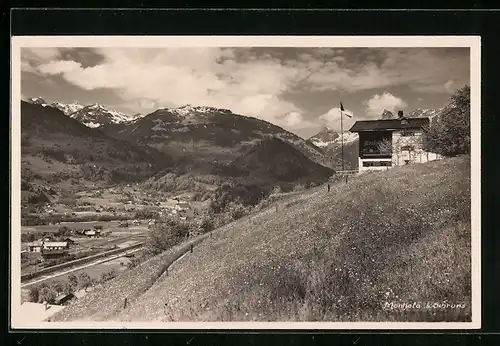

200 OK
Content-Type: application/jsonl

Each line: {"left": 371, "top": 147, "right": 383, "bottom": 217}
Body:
{"left": 20, "top": 184, "right": 201, "bottom": 312}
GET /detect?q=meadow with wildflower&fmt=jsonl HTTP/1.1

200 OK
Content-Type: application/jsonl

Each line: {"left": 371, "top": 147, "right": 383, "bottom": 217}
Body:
{"left": 55, "top": 156, "right": 471, "bottom": 322}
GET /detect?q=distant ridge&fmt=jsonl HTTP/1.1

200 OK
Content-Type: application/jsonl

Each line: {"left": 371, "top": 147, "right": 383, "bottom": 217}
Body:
{"left": 228, "top": 137, "right": 333, "bottom": 183}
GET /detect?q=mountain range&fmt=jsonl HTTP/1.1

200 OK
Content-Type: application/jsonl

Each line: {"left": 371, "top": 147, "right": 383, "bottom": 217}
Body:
{"left": 99, "top": 104, "right": 331, "bottom": 171}
{"left": 228, "top": 137, "right": 333, "bottom": 183}
{"left": 21, "top": 96, "right": 447, "bottom": 204}
{"left": 20, "top": 100, "right": 334, "bottom": 205}
{"left": 20, "top": 101, "right": 174, "bottom": 204}
{"left": 25, "top": 97, "right": 140, "bottom": 128}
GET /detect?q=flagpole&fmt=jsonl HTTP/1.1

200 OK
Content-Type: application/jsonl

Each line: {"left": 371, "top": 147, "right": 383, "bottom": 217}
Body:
{"left": 340, "top": 106, "right": 344, "bottom": 173}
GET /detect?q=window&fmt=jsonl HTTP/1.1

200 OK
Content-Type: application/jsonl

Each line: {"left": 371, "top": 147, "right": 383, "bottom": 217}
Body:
{"left": 363, "top": 161, "right": 392, "bottom": 167}
{"left": 401, "top": 145, "right": 415, "bottom": 151}
{"left": 401, "top": 131, "right": 415, "bottom": 137}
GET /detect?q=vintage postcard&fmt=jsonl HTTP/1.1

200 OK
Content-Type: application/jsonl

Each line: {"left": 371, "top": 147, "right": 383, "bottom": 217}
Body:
{"left": 10, "top": 35, "right": 481, "bottom": 330}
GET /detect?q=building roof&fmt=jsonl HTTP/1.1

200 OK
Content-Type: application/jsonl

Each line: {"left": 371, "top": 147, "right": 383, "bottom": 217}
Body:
{"left": 44, "top": 241, "right": 68, "bottom": 247}
{"left": 28, "top": 241, "right": 43, "bottom": 247}
{"left": 19, "top": 302, "right": 66, "bottom": 322}
{"left": 349, "top": 117, "right": 430, "bottom": 132}
{"left": 55, "top": 292, "right": 74, "bottom": 303}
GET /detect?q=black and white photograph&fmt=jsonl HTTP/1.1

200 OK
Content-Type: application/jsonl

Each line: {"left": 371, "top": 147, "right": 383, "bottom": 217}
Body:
{"left": 10, "top": 36, "right": 481, "bottom": 329}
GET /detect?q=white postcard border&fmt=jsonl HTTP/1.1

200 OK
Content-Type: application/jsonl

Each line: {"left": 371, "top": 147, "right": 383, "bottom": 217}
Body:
{"left": 10, "top": 35, "right": 481, "bottom": 330}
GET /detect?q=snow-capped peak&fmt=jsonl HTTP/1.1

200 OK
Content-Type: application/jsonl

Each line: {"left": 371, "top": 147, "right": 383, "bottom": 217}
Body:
{"left": 308, "top": 127, "right": 358, "bottom": 148}
{"left": 89, "top": 103, "right": 106, "bottom": 110}
{"left": 27, "top": 97, "right": 48, "bottom": 106}
{"left": 171, "top": 104, "right": 232, "bottom": 116}
{"left": 69, "top": 103, "right": 132, "bottom": 127}
{"left": 407, "top": 107, "right": 445, "bottom": 120}
{"left": 25, "top": 96, "right": 137, "bottom": 127}
{"left": 50, "top": 101, "right": 85, "bottom": 115}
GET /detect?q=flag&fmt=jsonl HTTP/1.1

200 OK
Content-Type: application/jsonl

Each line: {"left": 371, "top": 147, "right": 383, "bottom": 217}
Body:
{"left": 340, "top": 102, "right": 352, "bottom": 118}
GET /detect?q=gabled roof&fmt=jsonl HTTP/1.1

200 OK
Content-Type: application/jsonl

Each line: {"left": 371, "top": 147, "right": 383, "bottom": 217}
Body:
{"left": 44, "top": 241, "right": 68, "bottom": 247}
{"left": 349, "top": 117, "right": 430, "bottom": 132}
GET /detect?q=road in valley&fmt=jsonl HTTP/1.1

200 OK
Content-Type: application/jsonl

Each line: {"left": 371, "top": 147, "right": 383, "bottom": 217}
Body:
{"left": 21, "top": 246, "right": 143, "bottom": 289}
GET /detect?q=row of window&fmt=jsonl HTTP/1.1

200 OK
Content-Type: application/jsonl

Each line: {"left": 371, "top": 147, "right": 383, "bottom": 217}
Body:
{"left": 362, "top": 161, "right": 393, "bottom": 167}
{"left": 400, "top": 131, "right": 416, "bottom": 137}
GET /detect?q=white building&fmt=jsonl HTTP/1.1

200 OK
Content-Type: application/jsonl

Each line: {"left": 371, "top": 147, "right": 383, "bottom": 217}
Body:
{"left": 349, "top": 113, "right": 442, "bottom": 173}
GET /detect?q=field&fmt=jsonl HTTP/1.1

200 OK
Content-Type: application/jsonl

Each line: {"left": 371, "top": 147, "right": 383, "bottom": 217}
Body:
{"left": 23, "top": 253, "right": 135, "bottom": 290}
{"left": 20, "top": 220, "right": 148, "bottom": 276}
{"left": 54, "top": 156, "right": 472, "bottom": 322}
{"left": 21, "top": 220, "right": 149, "bottom": 234}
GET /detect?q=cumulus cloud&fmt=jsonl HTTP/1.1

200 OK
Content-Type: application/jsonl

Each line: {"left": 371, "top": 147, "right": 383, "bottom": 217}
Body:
{"left": 365, "top": 92, "right": 408, "bottom": 117}
{"left": 318, "top": 106, "right": 355, "bottom": 132}
{"left": 32, "top": 48, "right": 310, "bottom": 127}
{"left": 21, "top": 48, "right": 63, "bottom": 73}
{"left": 303, "top": 48, "right": 469, "bottom": 94}
{"left": 38, "top": 60, "right": 82, "bottom": 75}
{"left": 275, "top": 111, "right": 318, "bottom": 131}
{"left": 21, "top": 47, "right": 469, "bottom": 134}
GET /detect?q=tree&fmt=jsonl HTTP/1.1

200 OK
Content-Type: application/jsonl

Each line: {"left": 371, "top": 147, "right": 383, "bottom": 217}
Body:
{"left": 100, "top": 269, "right": 117, "bottom": 283}
{"left": 127, "top": 256, "right": 141, "bottom": 270}
{"left": 50, "top": 280, "right": 65, "bottom": 294}
{"left": 21, "top": 232, "right": 36, "bottom": 242}
{"left": 293, "top": 183, "right": 305, "bottom": 192}
{"left": 199, "top": 215, "right": 215, "bottom": 234}
{"left": 57, "top": 281, "right": 73, "bottom": 295}
{"left": 38, "top": 286, "right": 58, "bottom": 304}
{"left": 376, "top": 138, "right": 393, "bottom": 157}
{"left": 78, "top": 272, "right": 92, "bottom": 290}
{"left": 67, "top": 274, "right": 79, "bottom": 291}
{"left": 225, "top": 201, "right": 248, "bottom": 221}
{"left": 145, "top": 215, "right": 190, "bottom": 255}
{"left": 28, "top": 286, "right": 40, "bottom": 303}
{"left": 57, "top": 226, "right": 72, "bottom": 237}
{"left": 425, "top": 85, "right": 470, "bottom": 156}
{"left": 270, "top": 185, "right": 282, "bottom": 195}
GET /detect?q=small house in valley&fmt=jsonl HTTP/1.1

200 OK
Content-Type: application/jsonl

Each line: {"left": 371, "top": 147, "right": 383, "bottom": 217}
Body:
{"left": 43, "top": 241, "right": 70, "bottom": 250}
{"left": 54, "top": 292, "right": 75, "bottom": 305}
{"left": 61, "top": 237, "right": 76, "bottom": 246}
{"left": 27, "top": 241, "right": 44, "bottom": 253}
{"left": 83, "top": 229, "right": 101, "bottom": 238}
{"left": 41, "top": 241, "right": 69, "bottom": 259}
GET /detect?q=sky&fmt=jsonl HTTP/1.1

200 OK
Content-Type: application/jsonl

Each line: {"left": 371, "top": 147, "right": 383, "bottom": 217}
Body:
{"left": 20, "top": 47, "right": 470, "bottom": 138}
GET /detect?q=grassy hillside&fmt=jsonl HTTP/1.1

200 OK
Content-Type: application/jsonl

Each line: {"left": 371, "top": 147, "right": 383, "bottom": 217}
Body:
{"left": 54, "top": 156, "right": 471, "bottom": 322}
